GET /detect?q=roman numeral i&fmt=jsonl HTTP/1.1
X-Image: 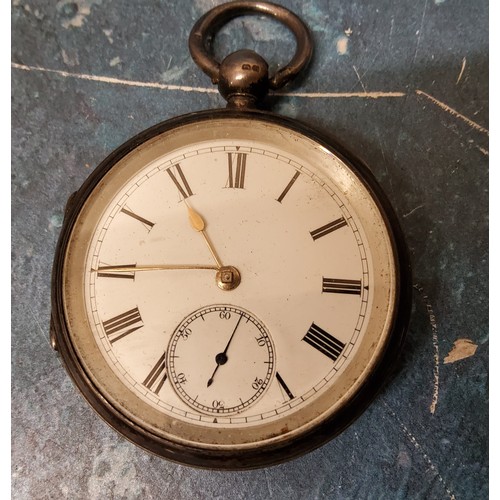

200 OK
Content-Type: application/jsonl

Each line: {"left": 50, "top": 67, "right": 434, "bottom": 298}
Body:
{"left": 276, "top": 171, "right": 300, "bottom": 203}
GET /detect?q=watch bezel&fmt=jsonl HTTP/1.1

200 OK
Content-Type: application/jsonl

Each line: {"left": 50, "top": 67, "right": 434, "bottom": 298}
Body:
{"left": 51, "top": 108, "right": 412, "bottom": 469}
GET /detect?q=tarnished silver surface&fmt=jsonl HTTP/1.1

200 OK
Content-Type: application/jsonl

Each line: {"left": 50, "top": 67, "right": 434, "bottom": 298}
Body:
{"left": 189, "top": 0, "right": 313, "bottom": 100}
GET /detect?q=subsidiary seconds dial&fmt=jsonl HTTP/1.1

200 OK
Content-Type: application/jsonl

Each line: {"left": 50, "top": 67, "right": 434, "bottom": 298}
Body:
{"left": 167, "top": 305, "right": 275, "bottom": 415}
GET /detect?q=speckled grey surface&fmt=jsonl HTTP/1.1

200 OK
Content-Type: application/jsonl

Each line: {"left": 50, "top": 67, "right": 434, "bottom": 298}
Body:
{"left": 12, "top": 0, "right": 488, "bottom": 498}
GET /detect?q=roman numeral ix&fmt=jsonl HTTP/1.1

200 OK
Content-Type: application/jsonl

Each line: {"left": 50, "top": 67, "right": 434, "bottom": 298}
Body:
{"left": 303, "top": 323, "right": 345, "bottom": 361}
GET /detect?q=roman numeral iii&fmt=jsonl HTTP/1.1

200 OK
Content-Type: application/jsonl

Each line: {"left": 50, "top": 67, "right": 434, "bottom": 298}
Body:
{"left": 102, "top": 307, "right": 143, "bottom": 344}
{"left": 302, "top": 323, "right": 345, "bottom": 361}
{"left": 322, "top": 278, "right": 362, "bottom": 295}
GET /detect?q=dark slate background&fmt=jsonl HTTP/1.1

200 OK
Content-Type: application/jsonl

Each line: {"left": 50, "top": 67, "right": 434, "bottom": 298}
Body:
{"left": 11, "top": 0, "right": 488, "bottom": 498}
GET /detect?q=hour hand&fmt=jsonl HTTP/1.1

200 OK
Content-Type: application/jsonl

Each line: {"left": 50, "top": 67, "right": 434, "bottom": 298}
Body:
{"left": 184, "top": 202, "right": 224, "bottom": 269}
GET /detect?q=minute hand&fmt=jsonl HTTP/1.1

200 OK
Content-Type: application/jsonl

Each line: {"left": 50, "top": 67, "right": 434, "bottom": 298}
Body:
{"left": 95, "top": 264, "right": 219, "bottom": 273}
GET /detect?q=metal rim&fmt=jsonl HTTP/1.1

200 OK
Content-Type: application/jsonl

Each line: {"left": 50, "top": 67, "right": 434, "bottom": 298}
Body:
{"left": 188, "top": 1, "right": 313, "bottom": 90}
{"left": 51, "top": 108, "right": 411, "bottom": 470}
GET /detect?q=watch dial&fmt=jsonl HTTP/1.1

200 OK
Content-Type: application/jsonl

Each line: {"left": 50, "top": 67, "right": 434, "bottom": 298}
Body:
{"left": 61, "top": 115, "right": 399, "bottom": 457}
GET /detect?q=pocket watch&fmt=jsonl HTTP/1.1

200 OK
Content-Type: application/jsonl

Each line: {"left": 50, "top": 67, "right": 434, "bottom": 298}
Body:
{"left": 50, "top": 1, "right": 411, "bottom": 469}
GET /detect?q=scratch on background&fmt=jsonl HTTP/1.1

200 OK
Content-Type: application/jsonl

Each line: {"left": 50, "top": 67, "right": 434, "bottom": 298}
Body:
{"left": 27, "top": 304, "right": 52, "bottom": 350}
{"left": 414, "top": 285, "right": 440, "bottom": 415}
{"left": 412, "top": 0, "right": 429, "bottom": 65}
{"left": 456, "top": 57, "right": 467, "bottom": 85}
{"left": 11, "top": 62, "right": 220, "bottom": 94}
{"left": 11, "top": 62, "right": 406, "bottom": 99}
{"left": 384, "top": 402, "right": 456, "bottom": 500}
{"left": 403, "top": 205, "right": 424, "bottom": 218}
{"left": 352, "top": 65, "right": 368, "bottom": 94}
{"left": 416, "top": 90, "right": 489, "bottom": 135}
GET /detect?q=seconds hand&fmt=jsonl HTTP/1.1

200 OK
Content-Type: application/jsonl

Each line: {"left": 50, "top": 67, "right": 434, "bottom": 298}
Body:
{"left": 207, "top": 314, "right": 244, "bottom": 387}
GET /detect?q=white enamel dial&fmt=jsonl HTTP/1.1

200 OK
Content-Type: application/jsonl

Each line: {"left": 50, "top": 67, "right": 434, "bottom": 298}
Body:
{"left": 62, "top": 116, "right": 398, "bottom": 452}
